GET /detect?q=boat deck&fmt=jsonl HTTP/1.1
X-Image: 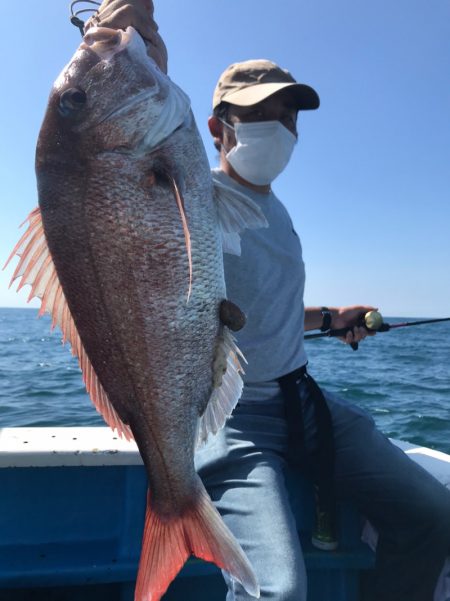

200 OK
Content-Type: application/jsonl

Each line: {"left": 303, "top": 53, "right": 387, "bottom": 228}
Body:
{"left": 7, "top": 427, "right": 435, "bottom": 600}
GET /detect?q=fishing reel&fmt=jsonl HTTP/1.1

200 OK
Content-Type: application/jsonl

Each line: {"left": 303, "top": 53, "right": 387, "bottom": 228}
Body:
{"left": 343, "top": 311, "right": 385, "bottom": 351}
{"left": 362, "top": 310, "right": 386, "bottom": 332}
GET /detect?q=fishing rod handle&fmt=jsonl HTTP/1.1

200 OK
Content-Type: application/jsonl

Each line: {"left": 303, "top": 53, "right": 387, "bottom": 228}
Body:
{"left": 326, "top": 323, "right": 390, "bottom": 338}
{"left": 334, "top": 329, "right": 359, "bottom": 350}
{"left": 311, "top": 321, "right": 389, "bottom": 350}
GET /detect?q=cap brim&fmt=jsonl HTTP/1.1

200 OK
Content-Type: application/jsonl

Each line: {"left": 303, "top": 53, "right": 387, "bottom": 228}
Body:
{"left": 220, "top": 82, "right": 320, "bottom": 110}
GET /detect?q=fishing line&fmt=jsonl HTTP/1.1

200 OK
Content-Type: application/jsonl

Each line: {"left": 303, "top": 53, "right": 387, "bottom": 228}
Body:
{"left": 69, "top": 0, "right": 101, "bottom": 36}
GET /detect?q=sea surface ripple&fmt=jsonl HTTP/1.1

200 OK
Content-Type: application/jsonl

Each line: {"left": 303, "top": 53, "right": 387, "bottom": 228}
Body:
{"left": 1, "top": 308, "right": 449, "bottom": 453}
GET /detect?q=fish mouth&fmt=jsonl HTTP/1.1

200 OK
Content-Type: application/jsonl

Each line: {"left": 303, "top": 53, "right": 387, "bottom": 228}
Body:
{"left": 81, "top": 26, "right": 158, "bottom": 126}
{"left": 68, "top": 24, "right": 191, "bottom": 149}
{"left": 81, "top": 26, "right": 131, "bottom": 60}
{"left": 70, "top": 26, "right": 160, "bottom": 135}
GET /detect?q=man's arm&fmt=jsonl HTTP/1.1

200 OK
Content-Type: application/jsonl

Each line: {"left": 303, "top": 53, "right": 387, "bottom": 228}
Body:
{"left": 305, "top": 305, "right": 377, "bottom": 345}
{"left": 84, "top": 0, "right": 168, "bottom": 73}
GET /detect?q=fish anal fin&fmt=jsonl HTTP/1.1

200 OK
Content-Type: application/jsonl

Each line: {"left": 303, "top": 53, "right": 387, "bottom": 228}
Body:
{"left": 5, "top": 208, "right": 133, "bottom": 442}
{"left": 135, "top": 487, "right": 259, "bottom": 601}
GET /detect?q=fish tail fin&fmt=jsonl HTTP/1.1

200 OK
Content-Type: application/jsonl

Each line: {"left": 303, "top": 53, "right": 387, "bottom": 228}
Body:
{"left": 135, "top": 487, "right": 260, "bottom": 601}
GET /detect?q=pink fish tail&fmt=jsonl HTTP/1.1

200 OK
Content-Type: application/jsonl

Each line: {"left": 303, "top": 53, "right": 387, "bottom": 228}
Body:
{"left": 134, "top": 488, "right": 260, "bottom": 601}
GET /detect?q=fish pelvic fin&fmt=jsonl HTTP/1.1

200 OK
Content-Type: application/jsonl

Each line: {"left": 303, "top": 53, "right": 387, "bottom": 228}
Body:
{"left": 197, "top": 327, "right": 246, "bottom": 446}
{"left": 135, "top": 486, "right": 260, "bottom": 601}
{"left": 4, "top": 208, "right": 133, "bottom": 442}
{"left": 213, "top": 178, "right": 268, "bottom": 256}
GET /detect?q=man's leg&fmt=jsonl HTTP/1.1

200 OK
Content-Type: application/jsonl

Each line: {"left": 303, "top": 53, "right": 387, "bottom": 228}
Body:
{"left": 195, "top": 401, "right": 307, "bottom": 601}
{"left": 301, "top": 381, "right": 450, "bottom": 601}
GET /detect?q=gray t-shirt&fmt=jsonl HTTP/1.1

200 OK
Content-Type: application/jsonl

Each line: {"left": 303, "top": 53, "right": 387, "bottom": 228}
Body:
{"left": 213, "top": 168, "right": 308, "bottom": 403}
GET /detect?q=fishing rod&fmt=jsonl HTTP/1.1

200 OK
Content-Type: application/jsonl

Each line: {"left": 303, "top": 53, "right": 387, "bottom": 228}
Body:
{"left": 304, "top": 311, "right": 450, "bottom": 348}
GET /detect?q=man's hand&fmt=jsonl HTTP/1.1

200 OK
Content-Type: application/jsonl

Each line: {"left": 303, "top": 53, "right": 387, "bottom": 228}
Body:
{"left": 84, "top": 0, "right": 168, "bottom": 73}
{"left": 332, "top": 305, "right": 378, "bottom": 346}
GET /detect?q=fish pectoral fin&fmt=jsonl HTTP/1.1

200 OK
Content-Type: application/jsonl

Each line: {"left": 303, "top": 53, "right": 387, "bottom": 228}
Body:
{"left": 135, "top": 486, "right": 259, "bottom": 601}
{"left": 213, "top": 178, "right": 269, "bottom": 256}
{"left": 4, "top": 207, "right": 133, "bottom": 442}
{"left": 197, "top": 327, "right": 246, "bottom": 446}
{"left": 170, "top": 176, "right": 192, "bottom": 300}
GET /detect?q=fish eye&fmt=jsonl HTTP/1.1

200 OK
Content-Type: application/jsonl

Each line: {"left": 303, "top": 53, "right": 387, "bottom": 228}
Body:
{"left": 59, "top": 87, "right": 87, "bottom": 116}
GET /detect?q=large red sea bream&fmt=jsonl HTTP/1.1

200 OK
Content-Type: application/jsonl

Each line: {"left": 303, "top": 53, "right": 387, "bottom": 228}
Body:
{"left": 5, "top": 26, "right": 266, "bottom": 601}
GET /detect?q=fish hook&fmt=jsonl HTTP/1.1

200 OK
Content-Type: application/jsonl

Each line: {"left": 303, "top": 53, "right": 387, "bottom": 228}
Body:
{"left": 69, "top": 0, "right": 101, "bottom": 36}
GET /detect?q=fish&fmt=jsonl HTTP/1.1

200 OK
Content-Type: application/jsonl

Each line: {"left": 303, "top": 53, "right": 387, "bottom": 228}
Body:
{"left": 4, "top": 26, "right": 267, "bottom": 601}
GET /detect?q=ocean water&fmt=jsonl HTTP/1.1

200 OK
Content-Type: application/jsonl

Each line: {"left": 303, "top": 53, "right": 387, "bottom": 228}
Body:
{"left": 0, "top": 307, "right": 449, "bottom": 452}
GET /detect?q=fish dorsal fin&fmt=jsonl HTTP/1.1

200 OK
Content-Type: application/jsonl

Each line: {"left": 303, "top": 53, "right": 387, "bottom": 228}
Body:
{"left": 212, "top": 178, "right": 268, "bottom": 256}
{"left": 197, "top": 327, "right": 246, "bottom": 446}
{"left": 4, "top": 208, "right": 133, "bottom": 442}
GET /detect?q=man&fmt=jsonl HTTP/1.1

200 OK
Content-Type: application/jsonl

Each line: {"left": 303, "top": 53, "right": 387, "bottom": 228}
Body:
{"left": 85, "top": 3, "right": 450, "bottom": 600}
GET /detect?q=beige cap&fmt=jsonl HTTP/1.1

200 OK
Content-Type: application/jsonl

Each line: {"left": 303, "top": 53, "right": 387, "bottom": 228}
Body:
{"left": 212, "top": 59, "right": 320, "bottom": 111}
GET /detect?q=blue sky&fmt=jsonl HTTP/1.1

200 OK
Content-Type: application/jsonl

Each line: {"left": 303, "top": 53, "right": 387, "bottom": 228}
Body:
{"left": 1, "top": 0, "right": 449, "bottom": 317}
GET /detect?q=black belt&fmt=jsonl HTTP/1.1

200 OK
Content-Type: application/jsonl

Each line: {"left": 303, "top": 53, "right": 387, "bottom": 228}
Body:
{"left": 277, "top": 366, "right": 335, "bottom": 509}
{"left": 277, "top": 365, "right": 309, "bottom": 468}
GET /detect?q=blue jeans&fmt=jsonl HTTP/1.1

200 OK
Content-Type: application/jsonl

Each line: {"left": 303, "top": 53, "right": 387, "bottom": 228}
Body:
{"left": 195, "top": 380, "right": 450, "bottom": 601}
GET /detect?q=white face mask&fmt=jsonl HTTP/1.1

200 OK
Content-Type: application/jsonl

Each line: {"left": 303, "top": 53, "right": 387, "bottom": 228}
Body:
{"left": 221, "top": 120, "right": 297, "bottom": 186}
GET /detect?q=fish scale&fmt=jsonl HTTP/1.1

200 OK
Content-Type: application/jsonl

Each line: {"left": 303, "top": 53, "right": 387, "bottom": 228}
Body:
{"left": 5, "top": 25, "right": 267, "bottom": 601}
